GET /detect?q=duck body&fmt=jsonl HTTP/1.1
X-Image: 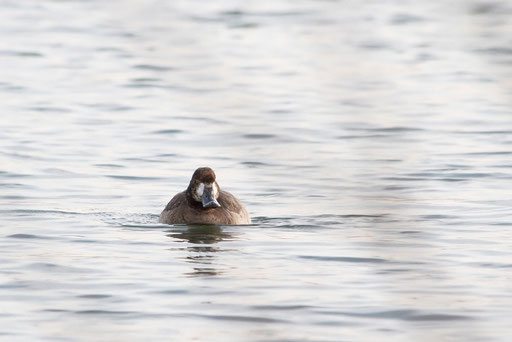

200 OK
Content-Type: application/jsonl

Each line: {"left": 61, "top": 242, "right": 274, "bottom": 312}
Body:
{"left": 159, "top": 167, "right": 251, "bottom": 225}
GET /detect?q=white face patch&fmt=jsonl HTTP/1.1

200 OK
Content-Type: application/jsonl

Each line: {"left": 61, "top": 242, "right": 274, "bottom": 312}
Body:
{"left": 194, "top": 183, "right": 205, "bottom": 201}
{"left": 213, "top": 183, "right": 219, "bottom": 198}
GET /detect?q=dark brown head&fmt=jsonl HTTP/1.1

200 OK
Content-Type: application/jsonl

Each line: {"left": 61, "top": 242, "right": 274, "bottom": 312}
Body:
{"left": 187, "top": 167, "right": 221, "bottom": 208}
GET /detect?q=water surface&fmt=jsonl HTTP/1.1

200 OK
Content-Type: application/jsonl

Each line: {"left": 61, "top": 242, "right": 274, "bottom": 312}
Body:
{"left": 1, "top": 0, "right": 512, "bottom": 341}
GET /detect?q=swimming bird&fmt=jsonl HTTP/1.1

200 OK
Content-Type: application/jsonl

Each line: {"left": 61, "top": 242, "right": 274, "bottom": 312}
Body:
{"left": 159, "top": 167, "right": 251, "bottom": 225}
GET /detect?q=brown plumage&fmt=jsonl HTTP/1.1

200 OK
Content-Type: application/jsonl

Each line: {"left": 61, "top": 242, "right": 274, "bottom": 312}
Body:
{"left": 159, "top": 167, "right": 251, "bottom": 225}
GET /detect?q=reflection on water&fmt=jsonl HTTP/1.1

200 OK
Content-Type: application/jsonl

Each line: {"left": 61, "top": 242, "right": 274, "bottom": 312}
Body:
{"left": 167, "top": 225, "right": 236, "bottom": 277}
{"left": 167, "top": 225, "right": 234, "bottom": 245}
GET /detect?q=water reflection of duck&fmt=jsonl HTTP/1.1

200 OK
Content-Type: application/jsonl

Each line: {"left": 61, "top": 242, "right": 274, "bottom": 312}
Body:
{"left": 166, "top": 225, "right": 233, "bottom": 244}
{"left": 166, "top": 225, "right": 235, "bottom": 277}
{"left": 159, "top": 167, "right": 251, "bottom": 225}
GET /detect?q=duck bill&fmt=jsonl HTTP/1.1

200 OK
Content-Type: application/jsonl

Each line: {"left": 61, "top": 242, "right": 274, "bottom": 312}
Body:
{"left": 201, "top": 187, "right": 221, "bottom": 208}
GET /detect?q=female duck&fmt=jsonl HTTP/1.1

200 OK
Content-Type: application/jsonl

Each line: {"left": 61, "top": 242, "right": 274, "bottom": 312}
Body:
{"left": 159, "top": 167, "right": 251, "bottom": 225}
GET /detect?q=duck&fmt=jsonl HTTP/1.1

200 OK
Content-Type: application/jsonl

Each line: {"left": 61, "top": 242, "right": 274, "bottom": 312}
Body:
{"left": 159, "top": 167, "right": 251, "bottom": 225}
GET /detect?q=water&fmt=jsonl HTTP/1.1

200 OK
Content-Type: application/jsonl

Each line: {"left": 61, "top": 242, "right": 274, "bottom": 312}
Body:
{"left": 1, "top": 0, "right": 512, "bottom": 341}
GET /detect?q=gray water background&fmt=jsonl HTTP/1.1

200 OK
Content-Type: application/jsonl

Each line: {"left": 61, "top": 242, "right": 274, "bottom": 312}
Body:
{"left": 1, "top": 0, "right": 512, "bottom": 341}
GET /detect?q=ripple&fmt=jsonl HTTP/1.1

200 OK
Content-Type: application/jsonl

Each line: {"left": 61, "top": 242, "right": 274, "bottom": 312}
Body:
{"left": 419, "top": 214, "right": 458, "bottom": 220}
{"left": 359, "top": 41, "right": 391, "bottom": 50}
{"left": 133, "top": 64, "right": 174, "bottom": 71}
{"left": 85, "top": 103, "right": 135, "bottom": 111}
{"left": 94, "top": 163, "right": 125, "bottom": 168}
{"left": 407, "top": 172, "right": 505, "bottom": 179}
{"left": 70, "top": 239, "right": 99, "bottom": 244}
{"left": 26, "top": 263, "right": 98, "bottom": 274}
{"left": 0, "top": 50, "right": 43, "bottom": 57}
{"left": 77, "top": 294, "right": 112, "bottom": 299}
{"left": 464, "top": 151, "right": 512, "bottom": 156}
{"left": 471, "top": 2, "right": 512, "bottom": 15}
{"left": 124, "top": 83, "right": 162, "bottom": 89}
{"left": 0, "top": 209, "right": 82, "bottom": 216}
{"left": 390, "top": 14, "right": 426, "bottom": 25}
{"left": 220, "top": 9, "right": 310, "bottom": 17}
{"left": 456, "top": 130, "right": 512, "bottom": 135}
{"left": 29, "top": 106, "right": 71, "bottom": 113}
{"left": 0, "top": 182, "right": 29, "bottom": 188}
{"left": 0, "top": 210, "right": 84, "bottom": 225}
{"left": 75, "top": 310, "right": 136, "bottom": 316}
{"left": 0, "top": 81, "right": 25, "bottom": 92}
{"left": 408, "top": 314, "right": 472, "bottom": 321}
{"left": 474, "top": 262, "right": 512, "bottom": 268}
{"left": 367, "top": 126, "right": 424, "bottom": 132}
{"left": 0, "top": 281, "right": 29, "bottom": 289}
{"left": 131, "top": 77, "right": 161, "bottom": 83}
{"left": 323, "top": 309, "right": 472, "bottom": 321}
{"left": 252, "top": 305, "right": 312, "bottom": 311}
{"left": 194, "top": 314, "right": 288, "bottom": 323}
{"left": 106, "top": 175, "right": 163, "bottom": 181}
{"left": 6, "top": 233, "right": 54, "bottom": 240}
{"left": 240, "top": 161, "right": 271, "bottom": 168}
{"left": 230, "top": 22, "right": 258, "bottom": 29}
{"left": 243, "top": 133, "right": 276, "bottom": 139}
{"left": 315, "top": 214, "right": 385, "bottom": 219}
{"left": 337, "top": 134, "right": 389, "bottom": 139}
{"left": 299, "top": 255, "right": 389, "bottom": 264}
{"left": 152, "top": 129, "right": 185, "bottom": 135}
{"left": 149, "top": 289, "right": 189, "bottom": 295}
{"left": 477, "top": 47, "right": 512, "bottom": 55}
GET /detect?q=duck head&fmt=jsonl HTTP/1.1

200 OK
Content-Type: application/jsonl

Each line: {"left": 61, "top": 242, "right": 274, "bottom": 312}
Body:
{"left": 187, "top": 167, "right": 221, "bottom": 208}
